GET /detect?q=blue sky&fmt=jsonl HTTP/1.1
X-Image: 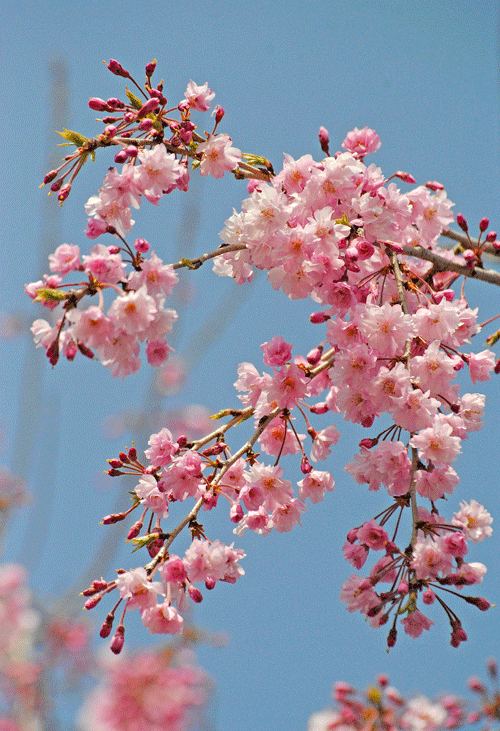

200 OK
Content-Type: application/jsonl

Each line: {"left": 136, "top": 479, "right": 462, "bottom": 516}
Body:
{"left": 2, "top": 2, "right": 500, "bottom": 730}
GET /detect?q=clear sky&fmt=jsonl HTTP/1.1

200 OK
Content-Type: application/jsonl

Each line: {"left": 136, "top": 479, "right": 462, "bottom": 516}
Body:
{"left": 2, "top": 2, "right": 500, "bottom": 730}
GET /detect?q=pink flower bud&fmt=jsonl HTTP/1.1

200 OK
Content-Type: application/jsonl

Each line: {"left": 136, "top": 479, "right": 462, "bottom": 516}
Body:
{"left": 310, "top": 402, "right": 329, "bottom": 415}
{"left": 213, "top": 105, "right": 225, "bottom": 124}
{"left": 136, "top": 97, "right": 160, "bottom": 120}
{"left": 300, "top": 456, "right": 312, "bottom": 474}
{"left": 387, "top": 627, "right": 397, "bottom": 647}
{"left": 230, "top": 503, "right": 243, "bottom": 523}
{"left": 202, "top": 442, "right": 227, "bottom": 456}
{"left": 189, "top": 586, "right": 203, "bottom": 603}
{"left": 134, "top": 238, "right": 150, "bottom": 253}
{"left": 310, "top": 311, "right": 330, "bottom": 324}
{"left": 127, "top": 520, "right": 143, "bottom": 540}
{"left": 84, "top": 594, "right": 102, "bottom": 610}
{"left": 479, "top": 217, "right": 489, "bottom": 232}
{"left": 467, "top": 676, "right": 485, "bottom": 693}
{"left": 77, "top": 342, "right": 95, "bottom": 360}
{"left": 43, "top": 169, "right": 58, "bottom": 185}
{"left": 205, "top": 577, "right": 216, "bottom": 590}
{"left": 106, "top": 59, "right": 129, "bottom": 78}
{"left": 425, "top": 180, "right": 445, "bottom": 191}
{"left": 394, "top": 171, "right": 416, "bottom": 184}
{"left": 423, "top": 589, "right": 435, "bottom": 605}
{"left": 114, "top": 149, "right": 128, "bottom": 164}
{"left": 47, "top": 339, "right": 60, "bottom": 366}
{"left": 384, "top": 242, "right": 404, "bottom": 254}
{"left": 110, "top": 624, "right": 125, "bottom": 654}
{"left": 318, "top": 126, "right": 330, "bottom": 156}
{"left": 88, "top": 97, "right": 108, "bottom": 111}
{"left": 50, "top": 178, "right": 64, "bottom": 192}
{"left": 102, "top": 512, "right": 127, "bottom": 525}
{"left": 107, "top": 468, "right": 124, "bottom": 477}
{"left": 99, "top": 613, "right": 114, "bottom": 638}
{"left": 486, "top": 230, "right": 497, "bottom": 242}
{"left": 145, "top": 60, "right": 157, "bottom": 77}
{"left": 346, "top": 528, "right": 359, "bottom": 544}
{"left": 465, "top": 596, "right": 491, "bottom": 611}
{"left": 456, "top": 213, "right": 468, "bottom": 232}
{"left": 57, "top": 183, "right": 72, "bottom": 203}
{"left": 107, "top": 98, "right": 126, "bottom": 110}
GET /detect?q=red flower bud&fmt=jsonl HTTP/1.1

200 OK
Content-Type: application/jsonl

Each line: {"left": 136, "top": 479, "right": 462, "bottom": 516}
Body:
{"left": 456, "top": 213, "right": 468, "bottom": 232}
{"left": 110, "top": 624, "right": 125, "bottom": 654}
{"left": 106, "top": 60, "right": 129, "bottom": 78}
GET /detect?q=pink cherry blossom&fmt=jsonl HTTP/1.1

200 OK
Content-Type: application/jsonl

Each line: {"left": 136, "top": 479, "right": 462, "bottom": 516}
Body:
{"left": 197, "top": 134, "right": 241, "bottom": 179}
{"left": 184, "top": 80, "right": 215, "bottom": 110}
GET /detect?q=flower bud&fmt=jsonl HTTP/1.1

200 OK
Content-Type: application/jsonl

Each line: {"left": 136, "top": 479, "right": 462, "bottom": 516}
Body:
{"left": 136, "top": 97, "right": 160, "bottom": 120}
{"left": 100, "top": 613, "right": 114, "bottom": 638}
{"left": 425, "top": 180, "right": 445, "bottom": 191}
{"left": 318, "top": 126, "right": 330, "bottom": 156}
{"left": 394, "top": 171, "right": 416, "bottom": 184}
{"left": 479, "top": 217, "right": 489, "bottom": 232}
{"left": 110, "top": 624, "right": 125, "bottom": 654}
{"left": 230, "top": 503, "right": 243, "bottom": 523}
{"left": 138, "top": 119, "right": 154, "bottom": 131}
{"left": 456, "top": 213, "right": 468, "bottom": 232}
{"left": 88, "top": 97, "right": 108, "bottom": 111}
{"left": 213, "top": 105, "right": 225, "bottom": 124}
{"left": 114, "top": 149, "right": 128, "bottom": 164}
{"left": 310, "top": 402, "right": 329, "bottom": 415}
{"left": 189, "top": 586, "right": 203, "bottom": 603}
{"left": 102, "top": 512, "right": 127, "bottom": 524}
{"left": 43, "top": 170, "right": 58, "bottom": 185}
{"left": 127, "top": 520, "right": 143, "bottom": 540}
{"left": 57, "top": 183, "right": 72, "bottom": 203}
{"left": 106, "top": 60, "right": 129, "bottom": 78}
{"left": 310, "top": 311, "right": 330, "bottom": 324}
{"left": 145, "top": 59, "right": 157, "bottom": 77}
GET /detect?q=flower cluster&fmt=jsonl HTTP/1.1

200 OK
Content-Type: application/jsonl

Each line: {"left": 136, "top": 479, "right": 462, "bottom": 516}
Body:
{"left": 31, "top": 62, "right": 499, "bottom": 651}
{"left": 27, "top": 239, "right": 179, "bottom": 377}
{"left": 78, "top": 644, "right": 210, "bottom": 731}
{"left": 308, "top": 660, "right": 500, "bottom": 731}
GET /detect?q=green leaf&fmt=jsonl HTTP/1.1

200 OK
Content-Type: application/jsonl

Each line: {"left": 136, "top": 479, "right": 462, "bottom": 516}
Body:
{"left": 34, "top": 287, "right": 67, "bottom": 303}
{"left": 125, "top": 87, "right": 143, "bottom": 110}
{"left": 56, "top": 128, "right": 88, "bottom": 147}
{"left": 241, "top": 153, "right": 270, "bottom": 168}
{"left": 335, "top": 213, "right": 351, "bottom": 227}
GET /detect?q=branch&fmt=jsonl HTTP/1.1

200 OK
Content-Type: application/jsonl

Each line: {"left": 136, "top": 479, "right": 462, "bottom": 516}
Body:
{"left": 400, "top": 242, "right": 500, "bottom": 287}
